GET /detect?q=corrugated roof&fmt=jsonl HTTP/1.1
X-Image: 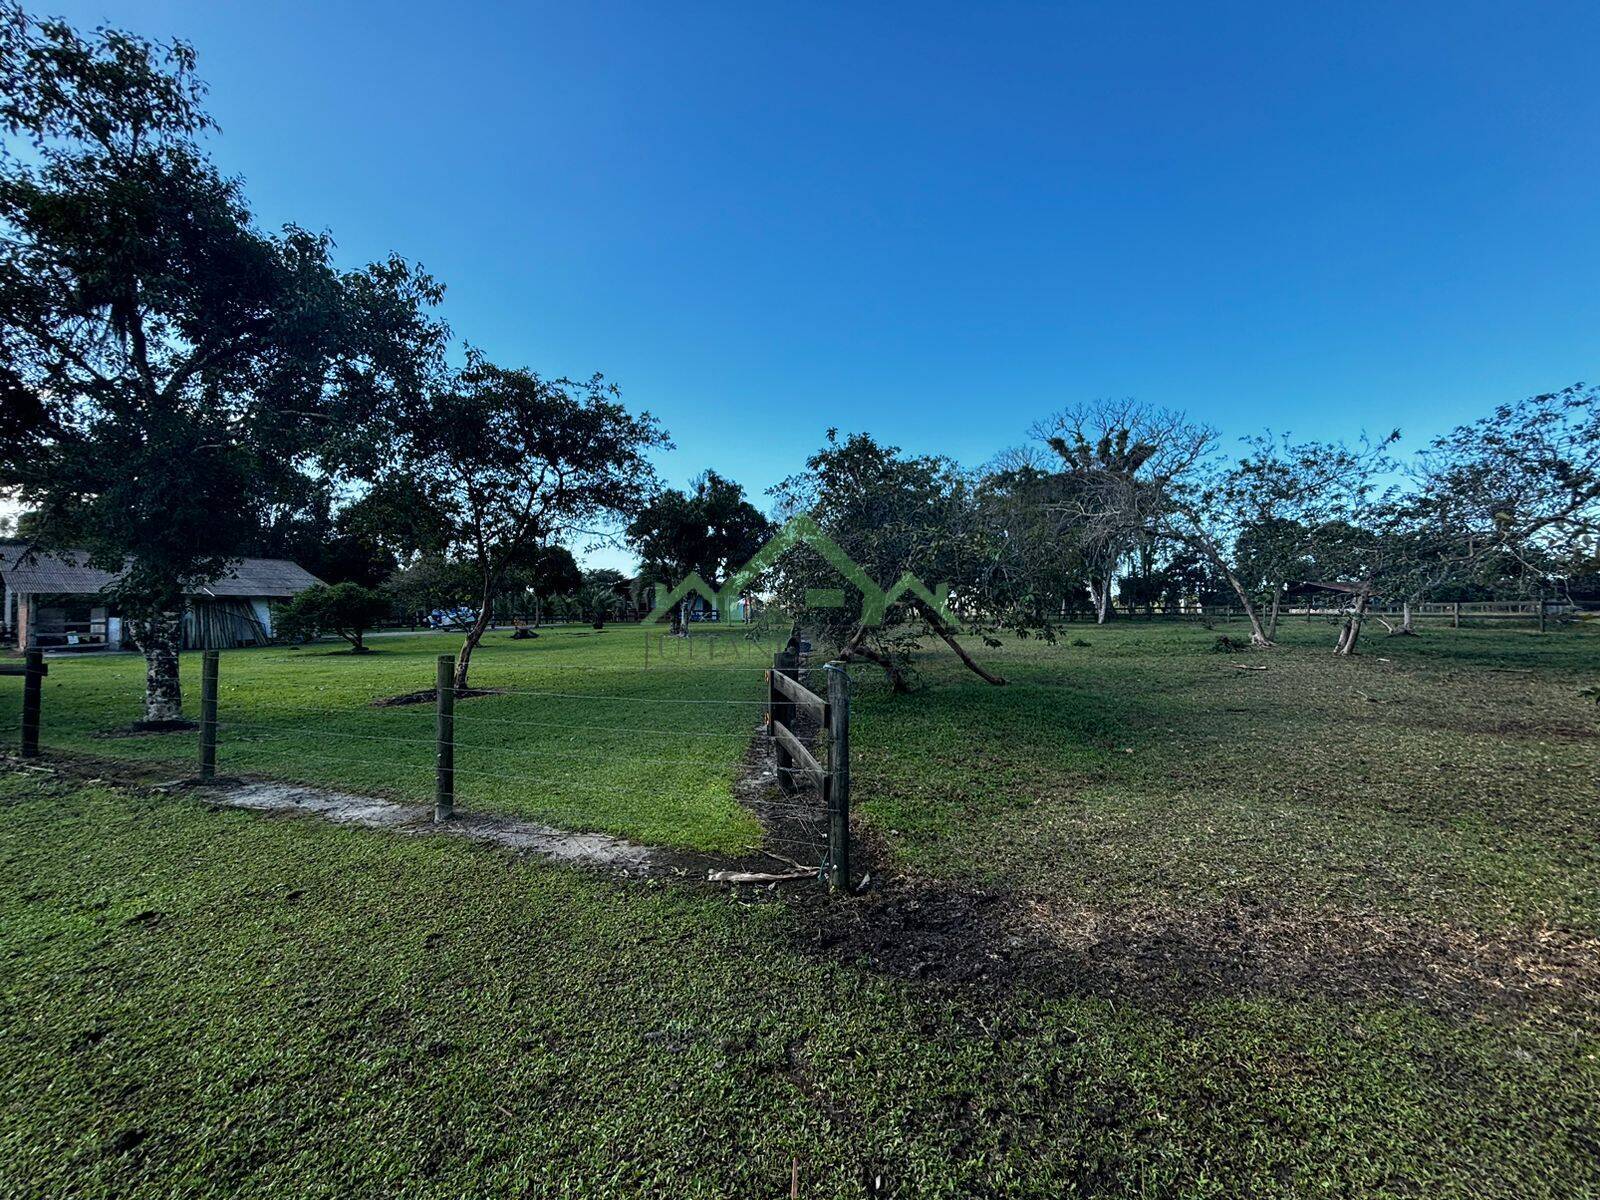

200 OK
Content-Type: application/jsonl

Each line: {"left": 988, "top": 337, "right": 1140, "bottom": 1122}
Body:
{"left": 0, "top": 544, "right": 322, "bottom": 598}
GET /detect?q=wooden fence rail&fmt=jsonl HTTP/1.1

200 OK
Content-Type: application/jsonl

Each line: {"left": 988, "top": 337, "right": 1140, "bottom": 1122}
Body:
{"left": 767, "top": 642, "right": 852, "bottom": 892}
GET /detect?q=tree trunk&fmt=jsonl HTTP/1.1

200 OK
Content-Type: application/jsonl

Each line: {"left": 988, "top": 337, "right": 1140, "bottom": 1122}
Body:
{"left": 917, "top": 602, "right": 1007, "bottom": 685}
{"left": 1390, "top": 598, "right": 1417, "bottom": 636}
{"left": 1089, "top": 576, "right": 1114, "bottom": 624}
{"left": 1266, "top": 588, "right": 1283, "bottom": 642}
{"left": 138, "top": 610, "right": 184, "bottom": 723}
{"left": 1334, "top": 590, "right": 1371, "bottom": 656}
{"left": 838, "top": 627, "right": 910, "bottom": 693}
{"left": 454, "top": 598, "right": 495, "bottom": 691}
{"left": 1199, "top": 546, "right": 1272, "bottom": 647}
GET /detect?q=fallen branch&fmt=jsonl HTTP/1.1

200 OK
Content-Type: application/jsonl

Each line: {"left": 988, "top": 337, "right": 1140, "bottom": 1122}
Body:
{"left": 1227, "top": 663, "right": 1268, "bottom": 671}
{"left": 916, "top": 601, "right": 1007, "bottom": 685}
{"left": 707, "top": 868, "right": 815, "bottom": 884}
{"left": 761, "top": 850, "right": 812, "bottom": 871}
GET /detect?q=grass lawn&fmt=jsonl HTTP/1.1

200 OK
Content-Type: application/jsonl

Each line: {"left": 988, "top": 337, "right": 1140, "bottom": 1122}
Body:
{"left": 3, "top": 624, "right": 776, "bottom": 854}
{"left": 1, "top": 617, "right": 1596, "bottom": 1196}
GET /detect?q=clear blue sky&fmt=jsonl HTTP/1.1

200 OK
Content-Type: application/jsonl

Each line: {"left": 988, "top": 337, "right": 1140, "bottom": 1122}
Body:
{"left": 40, "top": 2, "right": 1600, "bottom": 567}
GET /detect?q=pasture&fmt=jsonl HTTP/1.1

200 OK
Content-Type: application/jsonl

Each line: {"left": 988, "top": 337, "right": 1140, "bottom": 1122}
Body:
{"left": 1, "top": 620, "right": 1597, "bottom": 1197}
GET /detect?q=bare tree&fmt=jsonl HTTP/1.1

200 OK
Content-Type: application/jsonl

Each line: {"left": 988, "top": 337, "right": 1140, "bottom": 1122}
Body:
{"left": 1416, "top": 385, "right": 1600, "bottom": 624}
{"left": 1028, "top": 401, "right": 1213, "bottom": 623}
{"left": 1163, "top": 432, "right": 1398, "bottom": 648}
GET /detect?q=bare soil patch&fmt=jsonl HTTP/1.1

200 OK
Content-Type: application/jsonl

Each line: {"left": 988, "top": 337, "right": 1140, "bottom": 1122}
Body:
{"left": 370, "top": 687, "right": 504, "bottom": 708}
{"left": 800, "top": 883, "right": 1600, "bottom": 1030}
{"left": 97, "top": 719, "right": 198, "bottom": 737}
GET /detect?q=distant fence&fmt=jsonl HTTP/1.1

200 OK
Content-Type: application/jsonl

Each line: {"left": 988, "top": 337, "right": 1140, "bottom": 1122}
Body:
{"left": 1092, "top": 601, "right": 1588, "bottom": 626}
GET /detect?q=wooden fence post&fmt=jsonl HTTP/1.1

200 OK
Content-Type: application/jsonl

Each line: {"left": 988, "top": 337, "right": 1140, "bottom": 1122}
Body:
{"left": 198, "top": 650, "right": 219, "bottom": 780}
{"left": 825, "top": 663, "right": 850, "bottom": 892}
{"left": 435, "top": 654, "right": 455, "bottom": 822}
{"left": 770, "top": 646, "right": 797, "bottom": 793}
{"left": 20, "top": 648, "right": 44, "bottom": 758}
{"left": 1452, "top": 601, "right": 1461, "bottom": 629}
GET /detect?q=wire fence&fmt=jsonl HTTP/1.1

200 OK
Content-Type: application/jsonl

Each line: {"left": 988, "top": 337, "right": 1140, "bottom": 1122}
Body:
{"left": 2, "top": 639, "right": 851, "bottom": 886}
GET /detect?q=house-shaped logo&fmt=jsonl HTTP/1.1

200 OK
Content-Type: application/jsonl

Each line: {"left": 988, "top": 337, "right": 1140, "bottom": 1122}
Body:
{"left": 646, "top": 514, "right": 951, "bottom": 627}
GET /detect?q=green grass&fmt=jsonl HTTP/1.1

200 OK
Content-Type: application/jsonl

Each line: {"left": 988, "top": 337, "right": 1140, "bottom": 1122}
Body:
{"left": 849, "top": 619, "right": 1600, "bottom": 930}
{"left": 3, "top": 624, "right": 774, "bottom": 853}
{"left": 1, "top": 774, "right": 1595, "bottom": 1198}
{"left": 1, "top": 617, "right": 1598, "bottom": 1196}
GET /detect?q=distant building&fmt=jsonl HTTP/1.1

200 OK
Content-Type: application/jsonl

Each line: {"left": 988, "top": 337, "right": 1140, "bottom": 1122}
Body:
{"left": 0, "top": 545, "right": 321, "bottom": 652}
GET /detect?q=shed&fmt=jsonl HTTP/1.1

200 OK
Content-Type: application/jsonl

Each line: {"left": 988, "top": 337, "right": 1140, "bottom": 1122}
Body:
{"left": 0, "top": 544, "right": 321, "bottom": 651}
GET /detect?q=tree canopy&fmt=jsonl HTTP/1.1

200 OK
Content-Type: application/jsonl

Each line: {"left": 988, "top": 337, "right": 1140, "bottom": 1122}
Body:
{"left": 0, "top": 3, "right": 442, "bottom": 718}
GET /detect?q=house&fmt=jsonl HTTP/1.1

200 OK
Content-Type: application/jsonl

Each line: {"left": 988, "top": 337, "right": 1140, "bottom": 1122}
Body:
{"left": 0, "top": 544, "right": 322, "bottom": 652}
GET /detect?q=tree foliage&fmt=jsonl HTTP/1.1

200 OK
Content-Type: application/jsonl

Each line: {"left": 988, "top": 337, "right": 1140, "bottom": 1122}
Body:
{"left": 371, "top": 354, "right": 667, "bottom": 687}
{"left": 0, "top": 4, "right": 442, "bottom": 718}
{"left": 770, "top": 431, "right": 1013, "bottom": 691}
{"left": 275, "top": 582, "right": 389, "bottom": 653}
{"left": 627, "top": 470, "right": 772, "bottom": 631}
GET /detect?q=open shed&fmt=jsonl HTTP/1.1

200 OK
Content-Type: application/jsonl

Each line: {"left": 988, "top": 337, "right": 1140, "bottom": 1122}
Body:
{"left": 0, "top": 545, "right": 321, "bottom": 652}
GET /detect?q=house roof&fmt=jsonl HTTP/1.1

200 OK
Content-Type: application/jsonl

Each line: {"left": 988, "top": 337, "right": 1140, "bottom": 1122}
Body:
{"left": 0, "top": 544, "right": 321, "bottom": 598}
{"left": 1297, "top": 580, "right": 1370, "bottom": 595}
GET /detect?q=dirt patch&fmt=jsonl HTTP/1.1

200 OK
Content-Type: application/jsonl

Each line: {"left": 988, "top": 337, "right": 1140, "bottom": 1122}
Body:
{"left": 370, "top": 687, "right": 504, "bottom": 708}
{"left": 799, "top": 883, "right": 1600, "bottom": 1031}
{"left": 97, "top": 719, "right": 198, "bottom": 737}
{"left": 729, "top": 710, "right": 830, "bottom": 879}
{"left": 193, "top": 779, "right": 659, "bottom": 871}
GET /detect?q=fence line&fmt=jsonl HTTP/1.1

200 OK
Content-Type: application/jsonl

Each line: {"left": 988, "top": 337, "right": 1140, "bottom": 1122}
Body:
{"left": 10, "top": 647, "right": 853, "bottom": 893}
{"left": 765, "top": 639, "right": 852, "bottom": 892}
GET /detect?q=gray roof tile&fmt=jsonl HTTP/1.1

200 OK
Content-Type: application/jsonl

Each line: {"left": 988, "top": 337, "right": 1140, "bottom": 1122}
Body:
{"left": 0, "top": 544, "right": 321, "bottom": 598}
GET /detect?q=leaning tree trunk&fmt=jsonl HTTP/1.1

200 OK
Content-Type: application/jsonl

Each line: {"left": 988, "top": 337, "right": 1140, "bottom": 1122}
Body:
{"left": 454, "top": 601, "right": 495, "bottom": 692}
{"left": 1217, "top": 577, "right": 1271, "bottom": 647}
{"left": 1202, "top": 546, "right": 1273, "bottom": 647}
{"left": 916, "top": 602, "right": 1007, "bottom": 685}
{"left": 839, "top": 626, "right": 910, "bottom": 693}
{"left": 1334, "top": 590, "right": 1371, "bottom": 656}
{"left": 137, "top": 610, "right": 185, "bottom": 724}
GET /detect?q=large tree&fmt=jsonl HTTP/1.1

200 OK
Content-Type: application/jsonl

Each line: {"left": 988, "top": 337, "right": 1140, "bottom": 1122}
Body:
{"left": 769, "top": 431, "right": 1016, "bottom": 692}
{"left": 1161, "top": 432, "right": 1397, "bottom": 647}
{"left": 0, "top": 6, "right": 442, "bottom": 721}
{"left": 376, "top": 354, "right": 666, "bottom": 690}
{"left": 626, "top": 470, "right": 773, "bottom": 633}
{"left": 1028, "top": 401, "right": 1211, "bottom": 623}
{"left": 1417, "top": 384, "right": 1600, "bottom": 614}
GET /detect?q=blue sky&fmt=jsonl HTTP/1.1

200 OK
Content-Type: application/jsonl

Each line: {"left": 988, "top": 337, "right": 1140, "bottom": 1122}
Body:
{"left": 33, "top": 2, "right": 1600, "bottom": 567}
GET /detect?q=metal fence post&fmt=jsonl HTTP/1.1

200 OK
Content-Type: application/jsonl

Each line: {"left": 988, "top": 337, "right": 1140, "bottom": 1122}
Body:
{"left": 435, "top": 654, "right": 455, "bottom": 822}
{"left": 825, "top": 662, "right": 850, "bottom": 892}
{"left": 198, "top": 650, "right": 219, "bottom": 780}
{"left": 20, "top": 648, "right": 44, "bottom": 758}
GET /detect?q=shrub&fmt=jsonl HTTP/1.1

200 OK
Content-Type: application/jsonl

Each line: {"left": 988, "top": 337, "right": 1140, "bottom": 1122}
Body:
{"left": 277, "top": 583, "right": 390, "bottom": 653}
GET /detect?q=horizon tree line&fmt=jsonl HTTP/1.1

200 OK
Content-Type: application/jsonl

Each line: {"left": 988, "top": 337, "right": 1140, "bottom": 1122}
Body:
{"left": 2, "top": 4, "right": 1595, "bottom": 714}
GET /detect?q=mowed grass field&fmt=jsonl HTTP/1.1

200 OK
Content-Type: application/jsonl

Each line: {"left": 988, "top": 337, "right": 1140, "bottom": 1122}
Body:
{"left": 1, "top": 617, "right": 1597, "bottom": 1197}
{"left": 1, "top": 624, "right": 776, "bottom": 853}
